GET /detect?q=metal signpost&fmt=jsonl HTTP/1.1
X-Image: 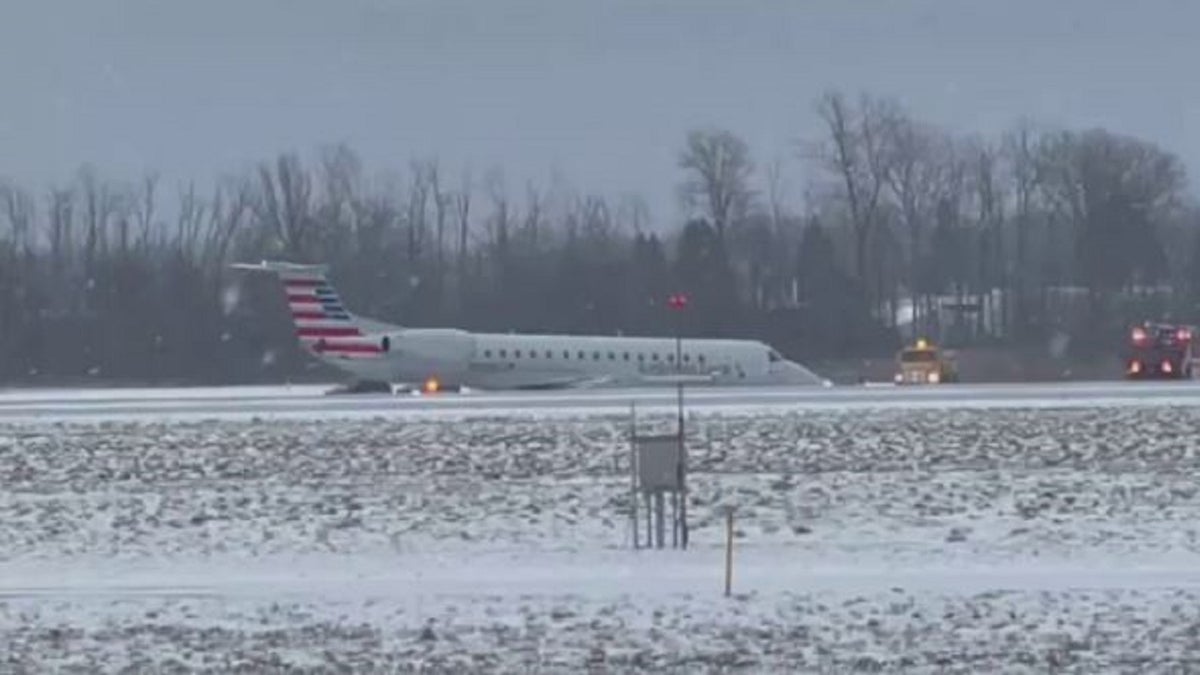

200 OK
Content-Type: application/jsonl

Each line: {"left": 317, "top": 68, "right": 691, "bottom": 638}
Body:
{"left": 667, "top": 292, "right": 690, "bottom": 549}
{"left": 627, "top": 291, "right": 693, "bottom": 551}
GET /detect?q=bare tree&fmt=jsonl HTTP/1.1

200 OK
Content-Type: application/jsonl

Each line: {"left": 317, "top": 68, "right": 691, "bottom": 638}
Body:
{"left": 78, "top": 166, "right": 115, "bottom": 275}
{"left": 407, "top": 159, "right": 441, "bottom": 269}
{"left": 765, "top": 156, "right": 787, "bottom": 233}
{"left": 255, "top": 153, "right": 315, "bottom": 259}
{"left": 1, "top": 181, "right": 36, "bottom": 257}
{"left": 1002, "top": 119, "right": 1044, "bottom": 336}
{"left": 453, "top": 169, "right": 472, "bottom": 300}
{"left": 1040, "top": 128, "right": 1185, "bottom": 299}
{"left": 430, "top": 163, "right": 450, "bottom": 276}
{"left": 204, "top": 179, "right": 252, "bottom": 280}
{"left": 616, "top": 193, "right": 651, "bottom": 235}
{"left": 522, "top": 180, "right": 545, "bottom": 250}
{"left": 882, "top": 110, "right": 949, "bottom": 335}
{"left": 132, "top": 173, "right": 160, "bottom": 253}
{"left": 319, "top": 143, "right": 362, "bottom": 210}
{"left": 484, "top": 167, "right": 511, "bottom": 260}
{"left": 804, "top": 90, "right": 895, "bottom": 289}
{"left": 174, "top": 182, "right": 208, "bottom": 263}
{"left": 935, "top": 140, "right": 970, "bottom": 336}
{"left": 963, "top": 137, "right": 1005, "bottom": 337}
{"left": 678, "top": 128, "right": 755, "bottom": 243}
{"left": 47, "top": 186, "right": 74, "bottom": 271}
{"left": 317, "top": 143, "right": 363, "bottom": 258}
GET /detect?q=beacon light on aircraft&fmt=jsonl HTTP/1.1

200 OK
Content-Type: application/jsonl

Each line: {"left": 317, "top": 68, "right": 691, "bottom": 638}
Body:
{"left": 423, "top": 377, "right": 441, "bottom": 394}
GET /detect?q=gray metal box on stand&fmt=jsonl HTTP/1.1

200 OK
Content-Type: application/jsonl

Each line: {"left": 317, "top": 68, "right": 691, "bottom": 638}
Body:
{"left": 631, "top": 432, "right": 688, "bottom": 550}
{"left": 637, "top": 434, "right": 684, "bottom": 492}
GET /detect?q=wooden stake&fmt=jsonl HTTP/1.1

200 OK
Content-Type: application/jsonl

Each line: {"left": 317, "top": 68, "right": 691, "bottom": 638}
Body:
{"left": 724, "top": 508, "right": 734, "bottom": 597}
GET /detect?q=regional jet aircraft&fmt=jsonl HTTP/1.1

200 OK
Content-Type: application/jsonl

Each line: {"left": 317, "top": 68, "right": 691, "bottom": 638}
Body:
{"left": 232, "top": 260, "right": 826, "bottom": 392}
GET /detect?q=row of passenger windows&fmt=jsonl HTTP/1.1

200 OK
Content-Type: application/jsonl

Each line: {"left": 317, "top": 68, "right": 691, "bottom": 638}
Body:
{"left": 480, "top": 347, "right": 707, "bottom": 364}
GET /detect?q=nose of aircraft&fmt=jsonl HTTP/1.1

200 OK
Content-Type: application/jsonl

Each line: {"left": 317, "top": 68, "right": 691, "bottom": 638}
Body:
{"left": 776, "top": 360, "right": 829, "bottom": 386}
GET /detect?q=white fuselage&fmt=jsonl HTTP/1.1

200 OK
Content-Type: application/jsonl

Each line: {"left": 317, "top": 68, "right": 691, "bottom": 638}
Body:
{"left": 230, "top": 259, "right": 827, "bottom": 391}
{"left": 319, "top": 327, "right": 824, "bottom": 389}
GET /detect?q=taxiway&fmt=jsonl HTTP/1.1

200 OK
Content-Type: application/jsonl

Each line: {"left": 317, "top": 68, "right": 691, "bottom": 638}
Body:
{"left": 1, "top": 380, "right": 1199, "bottom": 422}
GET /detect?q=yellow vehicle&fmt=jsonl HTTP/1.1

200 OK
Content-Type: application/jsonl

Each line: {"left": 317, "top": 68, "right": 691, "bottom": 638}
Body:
{"left": 893, "top": 339, "right": 958, "bottom": 385}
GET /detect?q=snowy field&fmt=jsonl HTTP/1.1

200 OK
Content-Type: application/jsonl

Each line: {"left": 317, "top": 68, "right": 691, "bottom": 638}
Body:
{"left": 5, "top": 399, "right": 1200, "bottom": 671}
{"left": 6, "top": 379, "right": 1200, "bottom": 423}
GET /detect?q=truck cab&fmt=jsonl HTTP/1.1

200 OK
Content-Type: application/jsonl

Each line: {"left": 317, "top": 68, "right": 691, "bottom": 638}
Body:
{"left": 1126, "top": 322, "right": 1196, "bottom": 379}
{"left": 894, "top": 338, "right": 958, "bottom": 385}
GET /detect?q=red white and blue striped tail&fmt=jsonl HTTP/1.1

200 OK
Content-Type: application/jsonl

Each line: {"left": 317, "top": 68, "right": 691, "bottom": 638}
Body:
{"left": 231, "top": 261, "right": 385, "bottom": 359}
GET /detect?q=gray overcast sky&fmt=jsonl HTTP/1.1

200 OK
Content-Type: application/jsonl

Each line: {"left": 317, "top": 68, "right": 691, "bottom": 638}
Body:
{"left": 2, "top": 0, "right": 1198, "bottom": 223}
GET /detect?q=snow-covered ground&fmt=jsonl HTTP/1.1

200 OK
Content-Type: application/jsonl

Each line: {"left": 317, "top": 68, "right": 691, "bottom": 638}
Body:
{"left": 5, "top": 379, "right": 1200, "bottom": 424}
{"left": 7, "top": 553, "right": 1200, "bottom": 672}
{"left": 4, "top": 404, "right": 1200, "bottom": 671}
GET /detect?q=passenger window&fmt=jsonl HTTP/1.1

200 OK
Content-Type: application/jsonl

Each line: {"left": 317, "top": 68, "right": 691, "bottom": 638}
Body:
{"left": 529, "top": 350, "right": 536, "bottom": 359}
{"left": 652, "top": 354, "right": 659, "bottom": 361}
{"left": 499, "top": 349, "right": 507, "bottom": 358}
{"left": 638, "top": 353, "right": 645, "bottom": 361}
{"left": 546, "top": 350, "right": 553, "bottom": 359}
{"left": 578, "top": 351, "right": 585, "bottom": 359}
{"left": 623, "top": 352, "right": 630, "bottom": 361}
{"left": 683, "top": 354, "right": 690, "bottom": 362}
{"left": 593, "top": 351, "right": 600, "bottom": 360}
{"left": 668, "top": 354, "right": 675, "bottom": 363}
{"left": 514, "top": 349, "right": 521, "bottom": 358}
{"left": 608, "top": 352, "right": 615, "bottom": 360}
{"left": 484, "top": 350, "right": 492, "bottom": 358}
{"left": 563, "top": 350, "right": 570, "bottom": 359}
{"left": 699, "top": 354, "right": 706, "bottom": 364}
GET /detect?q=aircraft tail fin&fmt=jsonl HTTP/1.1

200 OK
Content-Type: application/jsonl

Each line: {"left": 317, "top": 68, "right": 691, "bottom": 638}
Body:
{"left": 231, "top": 260, "right": 387, "bottom": 359}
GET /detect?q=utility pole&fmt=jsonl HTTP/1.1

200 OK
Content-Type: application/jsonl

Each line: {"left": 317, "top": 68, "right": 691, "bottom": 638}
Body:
{"left": 667, "top": 292, "right": 690, "bottom": 549}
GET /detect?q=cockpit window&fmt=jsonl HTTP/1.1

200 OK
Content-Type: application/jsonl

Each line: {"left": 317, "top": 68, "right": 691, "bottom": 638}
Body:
{"left": 768, "top": 349, "right": 783, "bottom": 362}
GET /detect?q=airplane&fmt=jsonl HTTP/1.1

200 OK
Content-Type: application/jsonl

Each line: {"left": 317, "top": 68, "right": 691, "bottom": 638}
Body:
{"left": 231, "top": 260, "right": 829, "bottom": 393}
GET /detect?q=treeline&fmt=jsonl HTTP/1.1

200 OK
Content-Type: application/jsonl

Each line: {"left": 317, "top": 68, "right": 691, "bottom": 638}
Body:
{"left": 1, "top": 89, "right": 1198, "bottom": 384}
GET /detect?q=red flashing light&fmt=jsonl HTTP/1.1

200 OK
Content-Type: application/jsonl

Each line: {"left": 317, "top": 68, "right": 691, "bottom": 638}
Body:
{"left": 1163, "top": 360, "right": 1174, "bottom": 374}
{"left": 423, "top": 377, "right": 441, "bottom": 393}
{"left": 1178, "top": 329, "right": 1193, "bottom": 343}
{"left": 1131, "top": 327, "right": 1148, "bottom": 344}
{"left": 667, "top": 293, "right": 690, "bottom": 311}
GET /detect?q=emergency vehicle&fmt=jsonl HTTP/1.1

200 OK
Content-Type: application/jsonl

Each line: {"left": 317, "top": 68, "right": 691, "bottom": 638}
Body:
{"left": 1125, "top": 322, "right": 1197, "bottom": 379}
{"left": 893, "top": 338, "right": 958, "bottom": 385}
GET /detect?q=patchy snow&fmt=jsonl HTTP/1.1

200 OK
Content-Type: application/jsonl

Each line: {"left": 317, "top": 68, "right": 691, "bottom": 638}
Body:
{"left": 6, "top": 564, "right": 1200, "bottom": 672}
{"left": 4, "top": 404, "right": 1200, "bottom": 671}
{"left": 3, "top": 380, "right": 1200, "bottom": 426}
